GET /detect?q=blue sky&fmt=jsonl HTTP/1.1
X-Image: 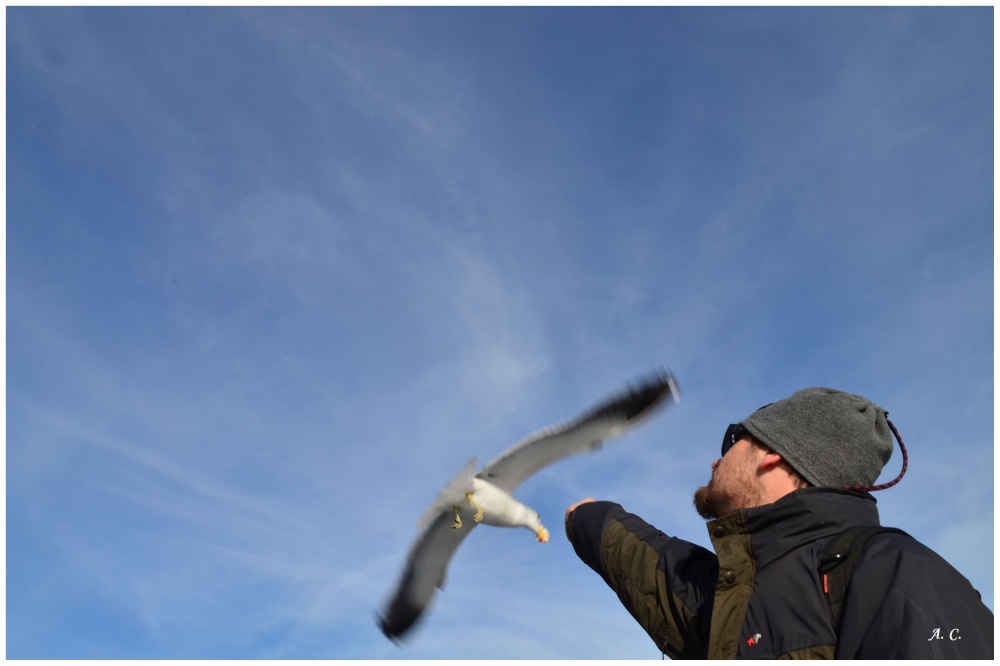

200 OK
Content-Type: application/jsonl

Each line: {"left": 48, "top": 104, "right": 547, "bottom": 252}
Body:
{"left": 6, "top": 6, "right": 993, "bottom": 660}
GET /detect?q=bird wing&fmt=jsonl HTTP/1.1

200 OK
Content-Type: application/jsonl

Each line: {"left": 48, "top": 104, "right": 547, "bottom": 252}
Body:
{"left": 478, "top": 369, "right": 680, "bottom": 493}
{"left": 415, "top": 458, "right": 477, "bottom": 530}
{"left": 378, "top": 510, "right": 479, "bottom": 641}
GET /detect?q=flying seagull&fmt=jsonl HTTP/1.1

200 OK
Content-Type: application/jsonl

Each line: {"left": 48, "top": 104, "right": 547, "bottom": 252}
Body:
{"left": 377, "top": 369, "right": 681, "bottom": 641}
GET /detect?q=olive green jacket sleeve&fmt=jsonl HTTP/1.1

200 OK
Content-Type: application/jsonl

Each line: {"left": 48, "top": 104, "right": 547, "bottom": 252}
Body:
{"left": 566, "top": 501, "right": 718, "bottom": 659}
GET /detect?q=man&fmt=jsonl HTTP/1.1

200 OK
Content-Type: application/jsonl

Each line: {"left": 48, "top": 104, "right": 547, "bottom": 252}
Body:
{"left": 565, "top": 387, "right": 993, "bottom": 659}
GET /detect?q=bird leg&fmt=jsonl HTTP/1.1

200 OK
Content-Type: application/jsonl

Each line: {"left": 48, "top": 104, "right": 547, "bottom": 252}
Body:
{"left": 466, "top": 492, "right": 484, "bottom": 523}
{"left": 451, "top": 506, "right": 462, "bottom": 529}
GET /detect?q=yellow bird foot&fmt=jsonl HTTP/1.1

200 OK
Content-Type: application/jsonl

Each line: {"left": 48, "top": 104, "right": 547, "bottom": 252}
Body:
{"left": 536, "top": 526, "right": 550, "bottom": 543}
{"left": 466, "top": 492, "right": 484, "bottom": 523}
{"left": 451, "top": 506, "right": 462, "bottom": 529}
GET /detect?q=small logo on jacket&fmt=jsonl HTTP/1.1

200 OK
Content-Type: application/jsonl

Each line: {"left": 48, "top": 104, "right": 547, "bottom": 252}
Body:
{"left": 746, "top": 633, "right": 762, "bottom": 647}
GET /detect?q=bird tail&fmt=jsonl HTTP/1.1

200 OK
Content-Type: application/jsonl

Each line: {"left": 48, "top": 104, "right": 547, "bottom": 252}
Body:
{"left": 415, "top": 457, "right": 477, "bottom": 530}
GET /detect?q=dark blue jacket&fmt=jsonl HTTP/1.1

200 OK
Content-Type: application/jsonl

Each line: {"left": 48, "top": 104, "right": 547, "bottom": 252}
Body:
{"left": 566, "top": 488, "right": 993, "bottom": 658}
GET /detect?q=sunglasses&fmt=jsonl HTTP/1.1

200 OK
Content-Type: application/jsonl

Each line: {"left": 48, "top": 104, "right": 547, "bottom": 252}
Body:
{"left": 721, "top": 423, "right": 751, "bottom": 457}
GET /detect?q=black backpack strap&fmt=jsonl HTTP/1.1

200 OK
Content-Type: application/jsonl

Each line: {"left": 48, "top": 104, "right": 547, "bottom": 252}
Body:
{"left": 819, "top": 526, "right": 909, "bottom": 632}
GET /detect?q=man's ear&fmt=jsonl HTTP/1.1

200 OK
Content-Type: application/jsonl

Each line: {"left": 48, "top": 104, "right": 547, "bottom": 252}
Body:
{"left": 757, "top": 450, "right": 785, "bottom": 471}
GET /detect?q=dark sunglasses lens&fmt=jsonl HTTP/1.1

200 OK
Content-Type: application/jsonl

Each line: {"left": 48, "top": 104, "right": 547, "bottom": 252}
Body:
{"left": 721, "top": 424, "right": 738, "bottom": 456}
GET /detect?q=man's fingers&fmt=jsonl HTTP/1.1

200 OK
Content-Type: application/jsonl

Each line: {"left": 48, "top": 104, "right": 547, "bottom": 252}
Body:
{"left": 565, "top": 497, "right": 596, "bottom": 524}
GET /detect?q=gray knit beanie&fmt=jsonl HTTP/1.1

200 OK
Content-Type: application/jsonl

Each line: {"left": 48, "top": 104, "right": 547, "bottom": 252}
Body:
{"left": 740, "top": 387, "right": 894, "bottom": 488}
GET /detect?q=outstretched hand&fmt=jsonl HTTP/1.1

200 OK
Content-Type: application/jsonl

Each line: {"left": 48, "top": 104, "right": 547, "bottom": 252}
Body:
{"left": 564, "top": 497, "right": 596, "bottom": 538}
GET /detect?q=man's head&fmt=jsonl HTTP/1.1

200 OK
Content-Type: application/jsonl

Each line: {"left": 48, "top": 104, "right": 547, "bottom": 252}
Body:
{"left": 693, "top": 387, "right": 894, "bottom": 519}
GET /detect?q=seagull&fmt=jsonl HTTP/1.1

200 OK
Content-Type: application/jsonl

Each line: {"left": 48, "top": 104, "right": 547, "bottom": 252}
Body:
{"left": 377, "top": 369, "right": 681, "bottom": 641}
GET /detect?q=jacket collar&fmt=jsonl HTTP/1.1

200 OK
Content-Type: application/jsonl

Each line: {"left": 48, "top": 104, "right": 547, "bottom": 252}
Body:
{"left": 708, "top": 488, "right": 881, "bottom": 569}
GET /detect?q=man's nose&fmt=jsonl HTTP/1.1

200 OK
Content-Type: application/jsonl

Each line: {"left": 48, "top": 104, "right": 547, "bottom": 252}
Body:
{"left": 711, "top": 458, "right": 721, "bottom": 471}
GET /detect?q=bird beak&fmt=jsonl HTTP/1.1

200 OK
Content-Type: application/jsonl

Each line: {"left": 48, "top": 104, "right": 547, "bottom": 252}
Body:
{"left": 536, "top": 527, "right": 550, "bottom": 543}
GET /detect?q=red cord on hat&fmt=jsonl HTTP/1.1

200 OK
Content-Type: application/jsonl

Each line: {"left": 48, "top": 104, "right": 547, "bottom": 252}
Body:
{"left": 844, "top": 418, "right": 909, "bottom": 492}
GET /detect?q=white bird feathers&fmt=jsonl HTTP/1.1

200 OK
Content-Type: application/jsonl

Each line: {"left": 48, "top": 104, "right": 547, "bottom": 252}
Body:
{"left": 415, "top": 458, "right": 551, "bottom": 542}
{"left": 377, "top": 369, "right": 681, "bottom": 641}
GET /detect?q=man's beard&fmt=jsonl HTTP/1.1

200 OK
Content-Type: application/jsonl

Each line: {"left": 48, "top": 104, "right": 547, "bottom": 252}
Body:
{"left": 693, "top": 459, "right": 766, "bottom": 520}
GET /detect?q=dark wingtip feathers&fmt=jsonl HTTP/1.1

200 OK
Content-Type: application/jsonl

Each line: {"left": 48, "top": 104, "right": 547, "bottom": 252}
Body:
{"left": 586, "top": 367, "right": 681, "bottom": 425}
{"left": 377, "top": 606, "right": 415, "bottom": 643}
